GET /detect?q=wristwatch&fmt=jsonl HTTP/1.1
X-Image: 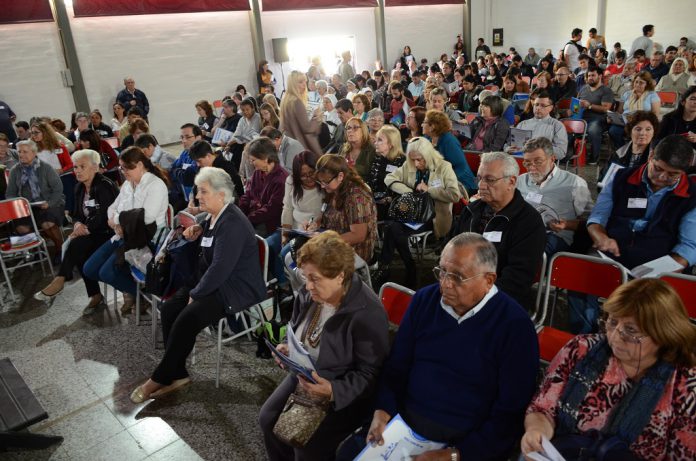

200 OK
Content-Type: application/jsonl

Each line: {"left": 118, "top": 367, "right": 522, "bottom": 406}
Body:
{"left": 450, "top": 446, "right": 458, "bottom": 461}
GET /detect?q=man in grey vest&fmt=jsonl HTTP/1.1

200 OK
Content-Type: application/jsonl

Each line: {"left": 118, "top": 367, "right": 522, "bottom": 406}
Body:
{"left": 517, "top": 137, "right": 592, "bottom": 256}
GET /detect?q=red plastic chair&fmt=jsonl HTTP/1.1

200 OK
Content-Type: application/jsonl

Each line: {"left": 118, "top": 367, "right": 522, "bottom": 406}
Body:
{"left": 560, "top": 118, "right": 588, "bottom": 173}
{"left": 103, "top": 137, "right": 120, "bottom": 149}
{"left": 656, "top": 91, "right": 678, "bottom": 108}
{"left": 484, "top": 84, "right": 499, "bottom": 92}
{"left": 536, "top": 252, "right": 628, "bottom": 362}
{"left": 658, "top": 272, "right": 696, "bottom": 319}
{"left": 556, "top": 98, "right": 572, "bottom": 112}
{"left": 0, "top": 198, "right": 54, "bottom": 303}
{"left": 513, "top": 156, "right": 528, "bottom": 174}
{"left": 379, "top": 282, "right": 415, "bottom": 326}
{"left": 213, "top": 99, "right": 223, "bottom": 116}
{"left": 464, "top": 151, "right": 482, "bottom": 174}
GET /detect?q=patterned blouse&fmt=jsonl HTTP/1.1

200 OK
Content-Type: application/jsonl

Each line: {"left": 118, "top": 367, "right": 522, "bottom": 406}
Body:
{"left": 322, "top": 183, "right": 377, "bottom": 262}
{"left": 528, "top": 334, "right": 696, "bottom": 461}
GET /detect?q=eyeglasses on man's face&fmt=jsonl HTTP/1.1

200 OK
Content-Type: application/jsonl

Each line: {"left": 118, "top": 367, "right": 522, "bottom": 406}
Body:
{"left": 180, "top": 134, "right": 195, "bottom": 140}
{"left": 433, "top": 266, "right": 485, "bottom": 286}
{"left": 521, "top": 157, "right": 549, "bottom": 168}
{"left": 476, "top": 175, "right": 510, "bottom": 185}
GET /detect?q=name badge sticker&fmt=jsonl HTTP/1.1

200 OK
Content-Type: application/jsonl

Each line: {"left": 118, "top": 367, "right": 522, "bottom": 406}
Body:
{"left": 627, "top": 198, "right": 647, "bottom": 209}
{"left": 201, "top": 236, "right": 214, "bottom": 247}
{"left": 182, "top": 163, "right": 192, "bottom": 170}
{"left": 84, "top": 199, "right": 96, "bottom": 207}
{"left": 525, "top": 192, "right": 543, "bottom": 204}
{"left": 385, "top": 164, "right": 398, "bottom": 173}
{"left": 483, "top": 231, "right": 502, "bottom": 242}
{"left": 430, "top": 179, "right": 443, "bottom": 188}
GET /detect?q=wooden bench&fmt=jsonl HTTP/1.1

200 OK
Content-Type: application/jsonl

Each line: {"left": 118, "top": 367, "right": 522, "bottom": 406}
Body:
{"left": 0, "top": 358, "right": 62, "bottom": 449}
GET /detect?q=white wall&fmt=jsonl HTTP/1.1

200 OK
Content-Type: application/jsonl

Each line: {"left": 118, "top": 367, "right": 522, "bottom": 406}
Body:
{"left": 385, "top": 5, "right": 463, "bottom": 67}
{"left": 0, "top": 22, "right": 75, "bottom": 124}
{"left": 468, "top": 0, "right": 693, "bottom": 60}
{"left": 261, "top": 7, "right": 377, "bottom": 94}
{"left": 69, "top": 8, "right": 255, "bottom": 145}
{"left": 605, "top": 0, "right": 695, "bottom": 53}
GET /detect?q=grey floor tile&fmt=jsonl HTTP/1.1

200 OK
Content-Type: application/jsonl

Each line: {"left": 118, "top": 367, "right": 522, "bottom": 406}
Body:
{"left": 127, "top": 417, "right": 181, "bottom": 455}
{"left": 48, "top": 402, "right": 125, "bottom": 456}
{"left": 148, "top": 439, "right": 203, "bottom": 461}
{"left": 70, "top": 429, "right": 148, "bottom": 461}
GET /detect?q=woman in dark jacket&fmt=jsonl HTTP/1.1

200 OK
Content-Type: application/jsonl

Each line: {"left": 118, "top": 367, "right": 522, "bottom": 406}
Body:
{"left": 35, "top": 149, "right": 118, "bottom": 311}
{"left": 131, "top": 166, "right": 267, "bottom": 403}
{"left": 656, "top": 85, "right": 696, "bottom": 150}
{"left": 195, "top": 100, "right": 218, "bottom": 142}
{"left": 468, "top": 95, "right": 511, "bottom": 152}
{"left": 259, "top": 231, "right": 389, "bottom": 461}
{"left": 367, "top": 125, "right": 405, "bottom": 220}
{"left": 238, "top": 137, "right": 289, "bottom": 237}
{"left": 77, "top": 129, "right": 119, "bottom": 173}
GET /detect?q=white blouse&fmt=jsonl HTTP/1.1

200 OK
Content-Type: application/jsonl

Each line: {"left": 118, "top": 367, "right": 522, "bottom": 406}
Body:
{"left": 108, "top": 172, "right": 169, "bottom": 230}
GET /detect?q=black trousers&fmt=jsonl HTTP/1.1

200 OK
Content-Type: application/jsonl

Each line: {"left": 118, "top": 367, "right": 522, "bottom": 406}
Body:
{"left": 258, "top": 375, "right": 372, "bottom": 461}
{"left": 152, "top": 287, "right": 225, "bottom": 385}
{"left": 379, "top": 221, "right": 433, "bottom": 268}
{"left": 59, "top": 233, "right": 111, "bottom": 297}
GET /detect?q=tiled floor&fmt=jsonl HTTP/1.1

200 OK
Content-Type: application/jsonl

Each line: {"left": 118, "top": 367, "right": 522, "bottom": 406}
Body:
{"left": 1, "top": 268, "right": 285, "bottom": 460}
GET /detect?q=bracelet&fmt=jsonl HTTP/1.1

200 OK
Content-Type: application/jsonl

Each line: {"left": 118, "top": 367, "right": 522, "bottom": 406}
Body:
{"left": 450, "top": 447, "right": 458, "bottom": 461}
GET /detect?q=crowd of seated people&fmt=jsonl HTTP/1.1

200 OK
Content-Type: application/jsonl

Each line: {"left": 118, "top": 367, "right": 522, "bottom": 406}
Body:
{"left": 1, "top": 29, "right": 695, "bottom": 461}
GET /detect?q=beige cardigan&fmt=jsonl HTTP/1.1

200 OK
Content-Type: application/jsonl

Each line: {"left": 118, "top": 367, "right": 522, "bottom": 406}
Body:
{"left": 279, "top": 98, "right": 323, "bottom": 155}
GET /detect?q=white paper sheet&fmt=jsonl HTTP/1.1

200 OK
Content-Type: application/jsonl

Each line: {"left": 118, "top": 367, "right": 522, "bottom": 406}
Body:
{"left": 597, "top": 163, "right": 625, "bottom": 188}
{"left": 525, "top": 436, "right": 566, "bottom": 461}
{"left": 597, "top": 251, "right": 684, "bottom": 279}
{"left": 211, "top": 127, "right": 233, "bottom": 146}
{"left": 287, "top": 325, "right": 316, "bottom": 371}
{"left": 353, "top": 414, "right": 446, "bottom": 461}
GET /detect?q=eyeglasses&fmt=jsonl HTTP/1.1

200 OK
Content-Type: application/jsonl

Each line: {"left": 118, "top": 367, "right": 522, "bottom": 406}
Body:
{"left": 433, "top": 266, "right": 485, "bottom": 286}
{"left": 533, "top": 103, "right": 553, "bottom": 108}
{"left": 345, "top": 125, "right": 360, "bottom": 132}
{"left": 180, "top": 134, "right": 195, "bottom": 140}
{"left": 522, "top": 158, "right": 548, "bottom": 167}
{"left": 650, "top": 159, "right": 682, "bottom": 182}
{"left": 316, "top": 174, "right": 338, "bottom": 188}
{"left": 476, "top": 175, "right": 510, "bottom": 184}
{"left": 598, "top": 318, "right": 648, "bottom": 344}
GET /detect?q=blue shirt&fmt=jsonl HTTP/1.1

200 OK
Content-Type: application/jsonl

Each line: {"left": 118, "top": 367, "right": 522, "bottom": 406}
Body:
{"left": 588, "top": 168, "right": 696, "bottom": 265}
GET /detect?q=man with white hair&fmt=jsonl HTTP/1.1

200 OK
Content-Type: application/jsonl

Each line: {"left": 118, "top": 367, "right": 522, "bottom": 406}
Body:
{"left": 116, "top": 76, "right": 150, "bottom": 115}
{"left": 517, "top": 137, "right": 592, "bottom": 256}
{"left": 339, "top": 233, "right": 539, "bottom": 461}
{"left": 451, "top": 152, "right": 545, "bottom": 307}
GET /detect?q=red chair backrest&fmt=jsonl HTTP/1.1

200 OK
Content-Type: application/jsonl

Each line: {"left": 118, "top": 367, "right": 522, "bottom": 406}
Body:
{"left": 464, "top": 151, "right": 481, "bottom": 174}
{"left": 657, "top": 91, "right": 678, "bottom": 107}
{"left": 538, "top": 327, "right": 574, "bottom": 362}
{"left": 380, "top": 284, "right": 413, "bottom": 325}
{"left": 659, "top": 274, "right": 696, "bottom": 318}
{"left": 464, "top": 113, "right": 477, "bottom": 124}
{"left": 561, "top": 119, "right": 586, "bottom": 135}
{"left": 104, "top": 137, "right": 120, "bottom": 148}
{"left": 514, "top": 156, "right": 527, "bottom": 174}
{"left": 175, "top": 211, "right": 196, "bottom": 229}
{"left": 0, "top": 198, "right": 32, "bottom": 222}
{"left": 556, "top": 98, "right": 572, "bottom": 111}
{"left": 484, "top": 84, "right": 499, "bottom": 92}
{"left": 549, "top": 254, "right": 625, "bottom": 298}
{"left": 213, "top": 99, "right": 223, "bottom": 108}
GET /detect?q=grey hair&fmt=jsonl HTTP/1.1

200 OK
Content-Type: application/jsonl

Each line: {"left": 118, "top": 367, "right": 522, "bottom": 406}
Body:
{"left": 480, "top": 151, "right": 519, "bottom": 177}
{"left": 444, "top": 232, "right": 498, "bottom": 273}
{"left": 316, "top": 80, "right": 328, "bottom": 91}
{"left": 625, "top": 59, "right": 638, "bottom": 68}
{"left": 194, "top": 167, "right": 235, "bottom": 204}
{"left": 16, "top": 140, "right": 38, "bottom": 153}
{"left": 71, "top": 149, "right": 101, "bottom": 166}
{"left": 367, "top": 108, "right": 384, "bottom": 120}
{"left": 523, "top": 137, "right": 554, "bottom": 157}
{"left": 75, "top": 112, "right": 89, "bottom": 120}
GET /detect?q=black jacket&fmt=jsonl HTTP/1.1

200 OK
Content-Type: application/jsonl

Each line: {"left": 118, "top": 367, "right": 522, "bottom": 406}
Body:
{"left": 452, "top": 189, "right": 546, "bottom": 307}
{"left": 189, "top": 204, "right": 266, "bottom": 312}
{"left": 73, "top": 173, "right": 119, "bottom": 235}
{"left": 468, "top": 116, "right": 511, "bottom": 152}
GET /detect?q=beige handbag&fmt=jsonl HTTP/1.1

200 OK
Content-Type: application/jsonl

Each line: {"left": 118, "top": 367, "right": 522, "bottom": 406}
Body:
{"left": 272, "top": 384, "right": 330, "bottom": 448}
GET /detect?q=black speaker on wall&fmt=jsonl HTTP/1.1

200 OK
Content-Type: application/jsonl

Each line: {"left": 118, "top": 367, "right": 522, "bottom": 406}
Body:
{"left": 272, "top": 38, "right": 289, "bottom": 63}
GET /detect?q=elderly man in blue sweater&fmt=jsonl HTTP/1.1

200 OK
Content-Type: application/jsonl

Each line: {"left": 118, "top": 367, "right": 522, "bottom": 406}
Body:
{"left": 362, "top": 233, "right": 539, "bottom": 461}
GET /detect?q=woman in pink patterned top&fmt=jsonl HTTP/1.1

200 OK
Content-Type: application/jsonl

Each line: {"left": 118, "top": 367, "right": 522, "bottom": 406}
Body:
{"left": 521, "top": 278, "right": 696, "bottom": 461}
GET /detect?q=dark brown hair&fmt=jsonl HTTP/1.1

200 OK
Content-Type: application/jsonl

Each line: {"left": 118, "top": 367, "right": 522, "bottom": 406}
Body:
{"left": 315, "top": 154, "right": 370, "bottom": 210}
{"left": 119, "top": 146, "right": 170, "bottom": 186}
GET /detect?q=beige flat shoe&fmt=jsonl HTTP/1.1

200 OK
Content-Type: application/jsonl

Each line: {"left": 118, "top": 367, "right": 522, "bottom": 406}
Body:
{"left": 150, "top": 378, "right": 191, "bottom": 399}
{"left": 129, "top": 384, "right": 152, "bottom": 404}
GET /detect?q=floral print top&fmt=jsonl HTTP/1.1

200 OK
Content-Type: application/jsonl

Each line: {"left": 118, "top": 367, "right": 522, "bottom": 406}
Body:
{"left": 322, "top": 183, "right": 377, "bottom": 262}
{"left": 527, "top": 334, "right": 696, "bottom": 461}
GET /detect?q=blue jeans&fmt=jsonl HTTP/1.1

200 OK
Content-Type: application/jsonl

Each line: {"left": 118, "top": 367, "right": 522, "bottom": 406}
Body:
{"left": 83, "top": 239, "right": 137, "bottom": 296}
{"left": 566, "top": 292, "right": 600, "bottom": 334}
{"left": 608, "top": 124, "right": 626, "bottom": 149}
{"left": 545, "top": 233, "right": 571, "bottom": 257}
{"left": 265, "top": 230, "right": 292, "bottom": 285}
{"left": 585, "top": 118, "right": 607, "bottom": 162}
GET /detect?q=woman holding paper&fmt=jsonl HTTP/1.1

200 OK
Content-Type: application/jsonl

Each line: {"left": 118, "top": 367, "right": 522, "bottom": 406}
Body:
{"left": 131, "top": 166, "right": 266, "bottom": 403}
{"left": 608, "top": 71, "right": 661, "bottom": 148}
{"left": 259, "top": 231, "right": 390, "bottom": 461}
{"left": 521, "top": 278, "right": 696, "bottom": 461}
{"left": 35, "top": 149, "right": 118, "bottom": 310}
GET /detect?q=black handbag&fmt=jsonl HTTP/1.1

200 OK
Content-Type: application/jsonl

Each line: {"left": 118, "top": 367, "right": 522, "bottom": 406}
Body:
{"left": 388, "top": 182, "right": 435, "bottom": 223}
{"left": 145, "top": 254, "right": 170, "bottom": 297}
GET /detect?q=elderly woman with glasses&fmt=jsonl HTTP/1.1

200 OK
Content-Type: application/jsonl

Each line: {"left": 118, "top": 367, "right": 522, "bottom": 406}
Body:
{"left": 340, "top": 117, "right": 376, "bottom": 181}
{"left": 35, "top": 149, "right": 119, "bottom": 311}
{"left": 373, "top": 137, "right": 461, "bottom": 288}
{"left": 259, "top": 231, "right": 389, "bottom": 461}
{"left": 131, "top": 166, "right": 267, "bottom": 403}
{"left": 521, "top": 278, "right": 696, "bottom": 461}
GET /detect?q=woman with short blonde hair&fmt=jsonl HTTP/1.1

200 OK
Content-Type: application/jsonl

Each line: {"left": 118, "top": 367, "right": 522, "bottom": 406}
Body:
{"left": 367, "top": 125, "right": 406, "bottom": 219}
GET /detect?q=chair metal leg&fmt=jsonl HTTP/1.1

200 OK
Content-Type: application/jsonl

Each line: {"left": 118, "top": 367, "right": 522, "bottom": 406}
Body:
{"left": 43, "top": 241, "right": 54, "bottom": 278}
{"left": 0, "top": 257, "right": 16, "bottom": 305}
{"left": 151, "top": 298, "right": 158, "bottom": 350}
{"left": 216, "top": 318, "right": 224, "bottom": 389}
{"left": 135, "top": 284, "right": 141, "bottom": 326}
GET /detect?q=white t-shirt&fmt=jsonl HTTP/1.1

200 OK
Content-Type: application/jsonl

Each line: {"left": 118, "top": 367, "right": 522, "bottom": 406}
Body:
{"left": 564, "top": 41, "right": 581, "bottom": 70}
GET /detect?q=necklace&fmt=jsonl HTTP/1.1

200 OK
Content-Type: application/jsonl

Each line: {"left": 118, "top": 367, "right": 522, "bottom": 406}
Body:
{"left": 303, "top": 304, "right": 325, "bottom": 348}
